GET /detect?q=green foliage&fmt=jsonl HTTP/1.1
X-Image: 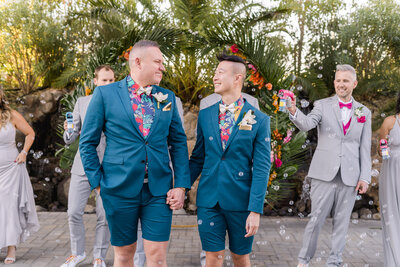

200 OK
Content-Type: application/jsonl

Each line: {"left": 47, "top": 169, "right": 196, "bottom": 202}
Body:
{"left": 0, "top": 1, "right": 75, "bottom": 93}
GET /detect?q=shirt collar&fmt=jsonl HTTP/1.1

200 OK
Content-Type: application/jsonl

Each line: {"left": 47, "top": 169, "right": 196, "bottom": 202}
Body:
{"left": 221, "top": 95, "right": 244, "bottom": 107}
{"left": 127, "top": 74, "right": 141, "bottom": 94}
{"left": 337, "top": 95, "right": 353, "bottom": 105}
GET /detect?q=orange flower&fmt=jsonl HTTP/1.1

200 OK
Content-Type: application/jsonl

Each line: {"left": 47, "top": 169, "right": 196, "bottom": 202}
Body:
{"left": 120, "top": 46, "right": 133, "bottom": 60}
{"left": 272, "top": 94, "right": 279, "bottom": 113}
{"left": 268, "top": 171, "right": 277, "bottom": 186}
{"left": 273, "top": 129, "right": 283, "bottom": 140}
{"left": 85, "top": 87, "right": 91, "bottom": 96}
{"left": 235, "top": 51, "right": 247, "bottom": 60}
{"left": 249, "top": 70, "right": 265, "bottom": 89}
{"left": 266, "top": 83, "right": 273, "bottom": 90}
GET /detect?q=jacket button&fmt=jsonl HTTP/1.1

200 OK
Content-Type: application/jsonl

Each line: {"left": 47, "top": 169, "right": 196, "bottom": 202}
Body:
{"left": 141, "top": 160, "right": 145, "bottom": 163}
{"left": 239, "top": 172, "right": 244, "bottom": 176}
{"left": 145, "top": 142, "right": 148, "bottom": 145}
{"left": 222, "top": 157, "right": 225, "bottom": 160}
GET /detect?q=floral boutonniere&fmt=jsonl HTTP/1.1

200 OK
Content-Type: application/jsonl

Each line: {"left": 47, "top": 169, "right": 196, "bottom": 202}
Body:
{"left": 354, "top": 107, "right": 366, "bottom": 123}
{"left": 238, "top": 110, "right": 257, "bottom": 130}
{"left": 152, "top": 92, "right": 168, "bottom": 109}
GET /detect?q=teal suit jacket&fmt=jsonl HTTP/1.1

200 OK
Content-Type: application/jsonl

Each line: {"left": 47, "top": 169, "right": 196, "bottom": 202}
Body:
{"left": 79, "top": 77, "right": 190, "bottom": 198}
{"left": 190, "top": 100, "right": 271, "bottom": 214}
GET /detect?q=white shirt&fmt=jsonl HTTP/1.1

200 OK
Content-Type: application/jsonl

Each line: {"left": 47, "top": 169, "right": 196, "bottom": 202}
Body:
{"left": 338, "top": 96, "right": 353, "bottom": 125}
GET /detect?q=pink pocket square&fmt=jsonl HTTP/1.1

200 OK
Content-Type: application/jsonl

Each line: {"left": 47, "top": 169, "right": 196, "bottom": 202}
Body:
{"left": 357, "top": 116, "right": 366, "bottom": 123}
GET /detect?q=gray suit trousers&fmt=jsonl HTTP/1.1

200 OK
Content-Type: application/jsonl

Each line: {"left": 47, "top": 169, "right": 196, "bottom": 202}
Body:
{"left": 67, "top": 174, "right": 110, "bottom": 259}
{"left": 298, "top": 172, "right": 357, "bottom": 266}
{"left": 133, "top": 221, "right": 145, "bottom": 267}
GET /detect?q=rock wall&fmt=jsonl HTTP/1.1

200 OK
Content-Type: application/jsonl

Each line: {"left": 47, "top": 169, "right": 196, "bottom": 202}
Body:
{"left": 14, "top": 88, "right": 70, "bottom": 211}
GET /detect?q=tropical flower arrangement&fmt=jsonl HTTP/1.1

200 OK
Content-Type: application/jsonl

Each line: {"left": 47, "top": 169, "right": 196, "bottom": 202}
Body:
{"left": 228, "top": 43, "right": 307, "bottom": 206}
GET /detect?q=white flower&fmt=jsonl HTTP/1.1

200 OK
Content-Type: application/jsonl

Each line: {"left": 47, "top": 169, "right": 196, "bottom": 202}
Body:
{"left": 239, "top": 110, "right": 257, "bottom": 126}
{"left": 354, "top": 107, "right": 364, "bottom": 118}
{"left": 152, "top": 92, "right": 168, "bottom": 103}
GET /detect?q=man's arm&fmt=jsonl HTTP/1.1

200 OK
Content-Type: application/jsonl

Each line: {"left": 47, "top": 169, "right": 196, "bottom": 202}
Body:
{"left": 79, "top": 88, "right": 105, "bottom": 190}
{"left": 175, "top": 96, "right": 184, "bottom": 129}
{"left": 189, "top": 116, "right": 205, "bottom": 186}
{"left": 167, "top": 95, "right": 191, "bottom": 189}
{"left": 357, "top": 108, "right": 372, "bottom": 190}
{"left": 248, "top": 116, "right": 271, "bottom": 214}
{"left": 288, "top": 98, "right": 323, "bottom": 132}
{"left": 63, "top": 98, "right": 82, "bottom": 144}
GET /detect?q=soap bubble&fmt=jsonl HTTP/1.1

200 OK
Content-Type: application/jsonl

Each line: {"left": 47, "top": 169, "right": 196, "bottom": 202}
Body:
{"left": 300, "top": 99, "right": 310, "bottom": 108}
{"left": 371, "top": 169, "right": 379, "bottom": 177}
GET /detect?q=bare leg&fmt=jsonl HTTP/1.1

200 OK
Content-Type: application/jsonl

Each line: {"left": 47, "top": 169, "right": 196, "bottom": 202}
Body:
{"left": 113, "top": 242, "right": 136, "bottom": 267}
{"left": 231, "top": 252, "right": 250, "bottom": 267}
{"left": 143, "top": 239, "right": 168, "bottom": 267}
{"left": 205, "top": 251, "right": 225, "bottom": 267}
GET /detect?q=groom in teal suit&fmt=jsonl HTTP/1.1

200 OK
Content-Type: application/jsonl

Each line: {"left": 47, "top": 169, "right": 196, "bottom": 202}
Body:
{"left": 188, "top": 54, "right": 271, "bottom": 267}
{"left": 79, "top": 40, "right": 190, "bottom": 267}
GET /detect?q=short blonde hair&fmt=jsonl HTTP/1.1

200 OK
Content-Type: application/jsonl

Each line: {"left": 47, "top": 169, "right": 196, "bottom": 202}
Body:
{"left": 335, "top": 64, "right": 357, "bottom": 81}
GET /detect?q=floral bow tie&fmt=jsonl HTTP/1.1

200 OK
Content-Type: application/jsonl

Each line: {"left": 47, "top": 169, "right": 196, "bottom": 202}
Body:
{"left": 219, "top": 103, "right": 235, "bottom": 114}
{"left": 137, "top": 86, "right": 153, "bottom": 96}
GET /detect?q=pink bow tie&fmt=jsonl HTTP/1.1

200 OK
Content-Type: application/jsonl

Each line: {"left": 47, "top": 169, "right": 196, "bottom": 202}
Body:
{"left": 339, "top": 102, "right": 352, "bottom": 109}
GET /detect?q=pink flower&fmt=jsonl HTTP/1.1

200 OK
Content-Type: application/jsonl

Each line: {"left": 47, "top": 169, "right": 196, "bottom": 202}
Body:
{"left": 248, "top": 64, "right": 257, "bottom": 72}
{"left": 230, "top": 44, "right": 239, "bottom": 53}
{"left": 270, "top": 151, "right": 275, "bottom": 163}
{"left": 283, "top": 130, "right": 293, "bottom": 144}
{"left": 275, "top": 158, "right": 282, "bottom": 168}
{"left": 283, "top": 136, "right": 291, "bottom": 144}
{"left": 357, "top": 116, "right": 366, "bottom": 123}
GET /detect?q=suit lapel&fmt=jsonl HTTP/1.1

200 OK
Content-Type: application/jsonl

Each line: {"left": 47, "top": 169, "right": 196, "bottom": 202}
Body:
{"left": 146, "top": 86, "right": 161, "bottom": 141}
{"left": 116, "top": 77, "right": 144, "bottom": 140}
{"left": 210, "top": 103, "right": 223, "bottom": 152}
{"left": 223, "top": 101, "right": 251, "bottom": 153}
{"left": 331, "top": 96, "right": 345, "bottom": 137}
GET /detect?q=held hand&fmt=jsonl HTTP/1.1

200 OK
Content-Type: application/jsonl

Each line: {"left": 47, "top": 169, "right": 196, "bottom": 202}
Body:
{"left": 355, "top": 180, "right": 368, "bottom": 194}
{"left": 287, "top": 96, "right": 297, "bottom": 115}
{"left": 245, "top": 212, "right": 260, "bottom": 238}
{"left": 63, "top": 120, "right": 68, "bottom": 131}
{"left": 166, "top": 188, "right": 185, "bottom": 210}
{"left": 15, "top": 152, "right": 27, "bottom": 164}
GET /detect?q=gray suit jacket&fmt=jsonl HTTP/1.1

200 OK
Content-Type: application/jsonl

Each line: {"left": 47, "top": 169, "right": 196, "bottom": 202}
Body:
{"left": 290, "top": 96, "right": 372, "bottom": 186}
{"left": 64, "top": 95, "right": 106, "bottom": 176}
{"left": 175, "top": 97, "right": 184, "bottom": 128}
{"left": 64, "top": 95, "right": 185, "bottom": 176}
{"left": 199, "top": 92, "right": 260, "bottom": 110}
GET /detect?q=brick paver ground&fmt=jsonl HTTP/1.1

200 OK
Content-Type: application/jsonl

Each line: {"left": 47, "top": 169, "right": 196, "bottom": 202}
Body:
{"left": 0, "top": 212, "right": 383, "bottom": 267}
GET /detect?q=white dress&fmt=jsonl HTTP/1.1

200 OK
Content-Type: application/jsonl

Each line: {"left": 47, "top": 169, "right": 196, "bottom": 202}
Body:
{"left": 0, "top": 122, "right": 40, "bottom": 248}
